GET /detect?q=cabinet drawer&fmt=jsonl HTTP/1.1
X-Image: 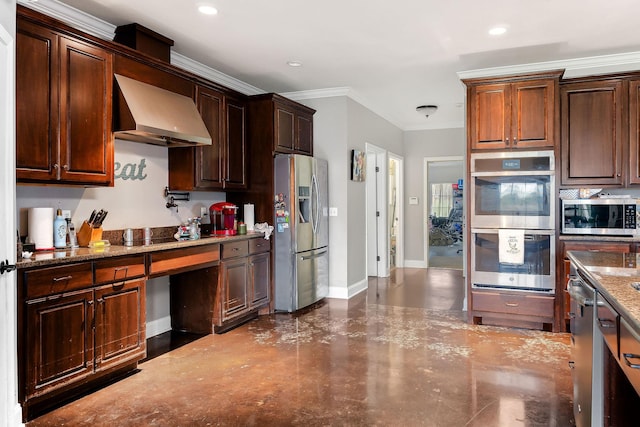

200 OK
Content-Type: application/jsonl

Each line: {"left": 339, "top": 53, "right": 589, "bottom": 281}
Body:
{"left": 94, "top": 255, "right": 146, "bottom": 285}
{"left": 221, "top": 240, "right": 248, "bottom": 259}
{"left": 620, "top": 318, "right": 640, "bottom": 396}
{"left": 24, "top": 262, "right": 93, "bottom": 299}
{"left": 148, "top": 244, "right": 219, "bottom": 277}
{"left": 472, "top": 291, "right": 554, "bottom": 318}
{"left": 596, "top": 293, "right": 619, "bottom": 358}
{"left": 249, "top": 238, "right": 270, "bottom": 254}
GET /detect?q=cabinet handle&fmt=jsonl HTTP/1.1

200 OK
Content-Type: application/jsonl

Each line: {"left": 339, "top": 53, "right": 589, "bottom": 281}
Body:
{"left": 52, "top": 275, "right": 73, "bottom": 282}
{"left": 513, "top": 138, "right": 517, "bottom": 145}
{"left": 63, "top": 164, "right": 69, "bottom": 171}
{"left": 53, "top": 163, "right": 61, "bottom": 180}
{"left": 569, "top": 312, "right": 576, "bottom": 319}
{"left": 568, "top": 361, "right": 575, "bottom": 369}
{"left": 113, "top": 266, "right": 129, "bottom": 281}
{"left": 504, "top": 302, "right": 519, "bottom": 307}
{"left": 598, "top": 318, "right": 616, "bottom": 329}
{"left": 623, "top": 353, "right": 640, "bottom": 369}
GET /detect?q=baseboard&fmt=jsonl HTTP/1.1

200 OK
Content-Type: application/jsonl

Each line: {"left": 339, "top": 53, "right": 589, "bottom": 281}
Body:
{"left": 146, "top": 316, "right": 172, "bottom": 338}
{"left": 328, "top": 278, "right": 368, "bottom": 300}
{"left": 404, "top": 259, "right": 427, "bottom": 269}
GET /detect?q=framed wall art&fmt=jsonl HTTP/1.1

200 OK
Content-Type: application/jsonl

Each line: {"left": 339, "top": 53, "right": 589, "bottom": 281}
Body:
{"left": 351, "top": 149, "right": 366, "bottom": 182}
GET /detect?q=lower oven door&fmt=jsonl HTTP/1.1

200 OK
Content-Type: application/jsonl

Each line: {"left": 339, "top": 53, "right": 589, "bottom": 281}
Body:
{"left": 471, "top": 228, "right": 556, "bottom": 293}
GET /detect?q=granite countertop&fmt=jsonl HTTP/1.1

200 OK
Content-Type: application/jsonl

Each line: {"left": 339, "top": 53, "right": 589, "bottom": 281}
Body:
{"left": 16, "top": 232, "right": 268, "bottom": 269}
{"left": 560, "top": 234, "right": 640, "bottom": 242}
{"left": 566, "top": 250, "right": 640, "bottom": 332}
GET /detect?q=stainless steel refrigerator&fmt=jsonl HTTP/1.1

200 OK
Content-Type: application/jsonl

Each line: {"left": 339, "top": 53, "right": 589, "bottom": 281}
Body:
{"left": 274, "top": 154, "right": 329, "bottom": 312}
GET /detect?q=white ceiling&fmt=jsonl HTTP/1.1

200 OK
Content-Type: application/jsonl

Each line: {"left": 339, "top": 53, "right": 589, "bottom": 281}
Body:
{"left": 32, "top": 0, "right": 640, "bottom": 130}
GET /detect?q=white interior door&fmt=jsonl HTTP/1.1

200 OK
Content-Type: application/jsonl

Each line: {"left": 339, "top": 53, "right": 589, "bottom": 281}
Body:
{"left": 0, "top": 19, "right": 22, "bottom": 426}
{"left": 365, "top": 143, "right": 388, "bottom": 277}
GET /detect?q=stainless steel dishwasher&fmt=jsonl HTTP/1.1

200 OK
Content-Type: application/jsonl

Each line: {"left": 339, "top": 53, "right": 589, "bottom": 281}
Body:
{"left": 568, "top": 266, "right": 596, "bottom": 427}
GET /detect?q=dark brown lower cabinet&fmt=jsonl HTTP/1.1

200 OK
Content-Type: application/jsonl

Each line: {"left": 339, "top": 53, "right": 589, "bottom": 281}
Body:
{"left": 20, "top": 259, "right": 146, "bottom": 421}
{"left": 94, "top": 279, "right": 146, "bottom": 371}
{"left": 25, "top": 289, "right": 95, "bottom": 399}
{"left": 221, "top": 256, "right": 249, "bottom": 320}
{"left": 250, "top": 252, "right": 270, "bottom": 307}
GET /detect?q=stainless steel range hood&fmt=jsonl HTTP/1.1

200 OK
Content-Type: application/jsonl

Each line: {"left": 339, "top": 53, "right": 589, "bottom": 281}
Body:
{"left": 113, "top": 74, "right": 211, "bottom": 147}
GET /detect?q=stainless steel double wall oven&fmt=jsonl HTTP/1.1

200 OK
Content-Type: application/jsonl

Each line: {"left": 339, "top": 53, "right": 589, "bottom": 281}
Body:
{"left": 470, "top": 150, "right": 556, "bottom": 293}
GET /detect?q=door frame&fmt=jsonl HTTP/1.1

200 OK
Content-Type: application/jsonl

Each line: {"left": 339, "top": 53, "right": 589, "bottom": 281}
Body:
{"left": 0, "top": 18, "right": 21, "bottom": 426}
{"left": 423, "top": 156, "right": 464, "bottom": 268}
{"left": 365, "top": 143, "right": 388, "bottom": 277}
{"left": 388, "top": 153, "right": 404, "bottom": 269}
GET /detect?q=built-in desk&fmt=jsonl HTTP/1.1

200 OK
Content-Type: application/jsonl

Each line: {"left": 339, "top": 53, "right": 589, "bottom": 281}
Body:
{"left": 15, "top": 232, "right": 270, "bottom": 421}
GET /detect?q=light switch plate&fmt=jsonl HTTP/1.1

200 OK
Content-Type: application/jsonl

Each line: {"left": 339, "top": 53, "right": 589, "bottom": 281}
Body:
{"left": 329, "top": 207, "right": 338, "bottom": 216}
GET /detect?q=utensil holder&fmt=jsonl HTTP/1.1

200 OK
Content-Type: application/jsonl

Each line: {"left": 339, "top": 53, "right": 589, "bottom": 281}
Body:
{"left": 77, "top": 221, "right": 103, "bottom": 247}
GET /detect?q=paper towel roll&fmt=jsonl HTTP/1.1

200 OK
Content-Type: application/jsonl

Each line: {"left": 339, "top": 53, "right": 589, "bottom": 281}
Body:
{"left": 28, "top": 207, "right": 54, "bottom": 250}
{"left": 244, "top": 203, "right": 255, "bottom": 231}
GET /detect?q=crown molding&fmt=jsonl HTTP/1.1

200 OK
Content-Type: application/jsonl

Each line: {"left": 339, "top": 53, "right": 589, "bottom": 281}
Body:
{"left": 170, "top": 53, "right": 264, "bottom": 96}
{"left": 457, "top": 51, "right": 640, "bottom": 80}
{"left": 18, "top": 0, "right": 265, "bottom": 96}
{"left": 404, "top": 121, "right": 464, "bottom": 131}
{"left": 282, "top": 87, "right": 406, "bottom": 130}
{"left": 18, "top": 0, "right": 115, "bottom": 40}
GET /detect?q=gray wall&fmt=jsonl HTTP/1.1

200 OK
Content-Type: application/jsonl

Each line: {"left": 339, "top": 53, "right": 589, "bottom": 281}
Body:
{"left": 403, "top": 128, "right": 465, "bottom": 263}
{"left": 302, "top": 96, "right": 403, "bottom": 296}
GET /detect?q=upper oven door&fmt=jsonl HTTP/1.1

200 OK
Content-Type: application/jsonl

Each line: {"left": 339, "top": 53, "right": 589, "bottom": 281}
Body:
{"left": 471, "top": 151, "right": 555, "bottom": 229}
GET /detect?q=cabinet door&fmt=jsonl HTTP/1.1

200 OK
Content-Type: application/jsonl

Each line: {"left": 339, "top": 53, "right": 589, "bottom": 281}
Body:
{"left": 94, "top": 279, "right": 146, "bottom": 371}
{"left": 468, "top": 83, "right": 510, "bottom": 150}
{"left": 16, "top": 19, "right": 59, "bottom": 182}
{"left": 249, "top": 252, "right": 270, "bottom": 307}
{"left": 511, "top": 79, "right": 556, "bottom": 148}
{"left": 275, "top": 106, "right": 295, "bottom": 152}
{"left": 25, "top": 289, "right": 94, "bottom": 398}
{"left": 561, "top": 80, "right": 624, "bottom": 186}
{"left": 221, "top": 257, "right": 248, "bottom": 319}
{"left": 195, "top": 86, "right": 224, "bottom": 189}
{"left": 296, "top": 113, "right": 313, "bottom": 155}
{"left": 224, "top": 94, "right": 247, "bottom": 189}
{"left": 629, "top": 79, "right": 640, "bottom": 184}
{"left": 58, "top": 37, "right": 113, "bottom": 185}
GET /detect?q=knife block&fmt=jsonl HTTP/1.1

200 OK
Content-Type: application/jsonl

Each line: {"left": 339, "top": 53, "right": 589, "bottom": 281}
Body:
{"left": 77, "top": 221, "right": 103, "bottom": 247}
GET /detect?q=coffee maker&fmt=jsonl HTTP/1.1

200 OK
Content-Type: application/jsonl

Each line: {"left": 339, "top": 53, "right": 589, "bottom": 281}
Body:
{"left": 209, "top": 202, "right": 238, "bottom": 235}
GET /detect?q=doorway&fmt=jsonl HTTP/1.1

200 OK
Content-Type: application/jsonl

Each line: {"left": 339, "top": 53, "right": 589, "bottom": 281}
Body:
{"left": 424, "top": 157, "right": 464, "bottom": 269}
{"left": 366, "top": 144, "right": 403, "bottom": 278}
{"left": 388, "top": 154, "right": 403, "bottom": 270}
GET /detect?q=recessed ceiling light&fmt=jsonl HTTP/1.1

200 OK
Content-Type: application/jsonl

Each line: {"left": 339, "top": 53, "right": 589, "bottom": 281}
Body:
{"left": 198, "top": 4, "right": 218, "bottom": 15}
{"left": 287, "top": 61, "right": 302, "bottom": 67}
{"left": 489, "top": 26, "right": 507, "bottom": 36}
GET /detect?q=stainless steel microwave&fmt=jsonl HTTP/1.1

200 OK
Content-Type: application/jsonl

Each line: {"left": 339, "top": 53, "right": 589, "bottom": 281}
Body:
{"left": 561, "top": 198, "right": 640, "bottom": 236}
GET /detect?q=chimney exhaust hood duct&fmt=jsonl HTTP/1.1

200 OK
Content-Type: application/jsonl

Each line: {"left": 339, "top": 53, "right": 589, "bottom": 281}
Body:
{"left": 113, "top": 74, "right": 212, "bottom": 147}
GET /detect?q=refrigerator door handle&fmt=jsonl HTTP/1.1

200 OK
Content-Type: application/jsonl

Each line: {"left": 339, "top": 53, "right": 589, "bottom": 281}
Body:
{"left": 300, "top": 249, "right": 328, "bottom": 261}
{"left": 311, "top": 173, "right": 320, "bottom": 234}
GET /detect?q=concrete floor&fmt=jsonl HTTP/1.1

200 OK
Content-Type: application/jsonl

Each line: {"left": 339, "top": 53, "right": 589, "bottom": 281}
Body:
{"left": 27, "top": 268, "right": 574, "bottom": 426}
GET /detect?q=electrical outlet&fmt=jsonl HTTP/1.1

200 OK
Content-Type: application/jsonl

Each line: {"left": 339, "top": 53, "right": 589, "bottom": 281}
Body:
{"left": 329, "top": 207, "right": 338, "bottom": 217}
{"left": 200, "top": 207, "right": 208, "bottom": 217}
{"left": 62, "top": 210, "right": 71, "bottom": 219}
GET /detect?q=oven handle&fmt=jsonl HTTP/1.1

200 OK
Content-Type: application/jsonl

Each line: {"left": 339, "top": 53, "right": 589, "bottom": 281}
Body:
{"left": 471, "top": 228, "right": 555, "bottom": 236}
{"left": 471, "top": 171, "right": 554, "bottom": 177}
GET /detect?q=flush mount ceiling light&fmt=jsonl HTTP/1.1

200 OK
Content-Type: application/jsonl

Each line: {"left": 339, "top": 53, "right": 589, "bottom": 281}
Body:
{"left": 197, "top": 3, "right": 218, "bottom": 15}
{"left": 287, "top": 61, "right": 303, "bottom": 67}
{"left": 488, "top": 26, "right": 507, "bottom": 36}
{"left": 416, "top": 105, "right": 438, "bottom": 117}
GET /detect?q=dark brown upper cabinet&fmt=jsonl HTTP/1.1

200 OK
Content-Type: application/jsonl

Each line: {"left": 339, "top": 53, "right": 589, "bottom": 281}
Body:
{"left": 560, "top": 79, "right": 625, "bottom": 186}
{"left": 628, "top": 79, "right": 640, "bottom": 185}
{"left": 168, "top": 85, "right": 246, "bottom": 191}
{"left": 249, "top": 93, "right": 315, "bottom": 156}
{"left": 16, "top": 15, "right": 114, "bottom": 186}
{"left": 463, "top": 71, "right": 561, "bottom": 151}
